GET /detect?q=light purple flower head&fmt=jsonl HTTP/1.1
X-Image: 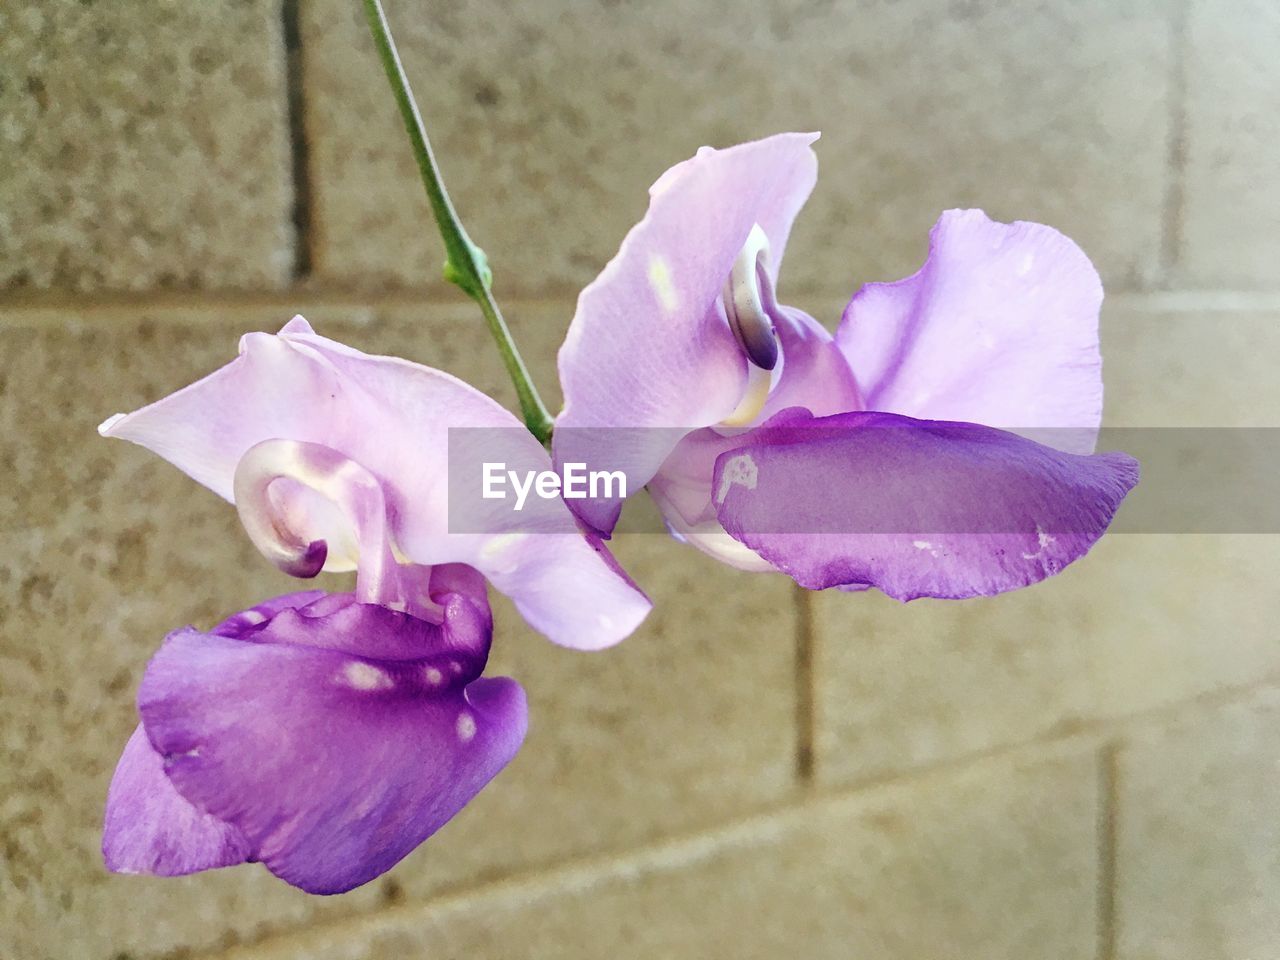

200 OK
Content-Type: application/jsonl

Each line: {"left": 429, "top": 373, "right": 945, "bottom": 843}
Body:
{"left": 554, "top": 132, "right": 1138, "bottom": 599}
{"left": 99, "top": 317, "right": 650, "bottom": 893}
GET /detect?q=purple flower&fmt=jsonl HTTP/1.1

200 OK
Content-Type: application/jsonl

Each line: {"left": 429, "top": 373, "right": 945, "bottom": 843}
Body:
{"left": 100, "top": 317, "right": 650, "bottom": 892}
{"left": 104, "top": 585, "right": 522, "bottom": 894}
{"left": 554, "top": 133, "right": 1139, "bottom": 599}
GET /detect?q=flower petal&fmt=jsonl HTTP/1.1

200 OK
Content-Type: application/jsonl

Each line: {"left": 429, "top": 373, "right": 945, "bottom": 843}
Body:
{"left": 99, "top": 318, "right": 649, "bottom": 650}
{"left": 103, "top": 724, "right": 251, "bottom": 877}
{"left": 646, "top": 307, "right": 860, "bottom": 570}
{"left": 711, "top": 409, "right": 1138, "bottom": 599}
{"left": 758, "top": 307, "right": 862, "bottom": 422}
{"left": 837, "top": 210, "right": 1103, "bottom": 453}
{"left": 555, "top": 133, "right": 820, "bottom": 533}
{"left": 138, "top": 605, "right": 526, "bottom": 894}
{"left": 210, "top": 589, "right": 327, "bottom": 639}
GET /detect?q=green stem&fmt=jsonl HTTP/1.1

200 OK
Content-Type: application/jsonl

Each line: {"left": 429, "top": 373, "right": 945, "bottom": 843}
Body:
{"left": 362, "top": 0, "right": 555, "bottom": 444}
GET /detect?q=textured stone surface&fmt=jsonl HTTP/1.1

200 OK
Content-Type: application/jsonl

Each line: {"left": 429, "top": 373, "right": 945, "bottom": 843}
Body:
{"left": 1176, "top": 0, "right": 1280, "bottom": 288}
{"left": 0, "top": 304, "right": 796, "bottom": 959}
{"left": 302, "top": 0, "right": 1171, "bottom": 296}
{"left": 1102, "top": 298, "right": 1280, "bottom": 426}
{"left": 811, "top": 297, "right": 1280, "bottom": 786}
{"left": 1116, "top": 689, "right": 1280, "bottom": 959}
{"left": 813, "top": 533, "right": 1280, "bottom": 787}
{"left": 0, "top": 1, "right": 294, "bottom": 292}
{"left": 219, "top": 746, "right": 1098, "bottom": 960}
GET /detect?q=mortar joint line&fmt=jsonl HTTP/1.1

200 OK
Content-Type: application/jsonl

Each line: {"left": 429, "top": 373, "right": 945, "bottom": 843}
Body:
{"left": 794, "top": 583, "right": 818, "bottom": 787}
{"left": 1096, "top": 738, "right": 1122, "bottom": 960}
{"left": 281, "top": 0, "right": 316, "bottom": 281}
{"left": 1158, "top": 0, "right": 1191, "bottom": 285}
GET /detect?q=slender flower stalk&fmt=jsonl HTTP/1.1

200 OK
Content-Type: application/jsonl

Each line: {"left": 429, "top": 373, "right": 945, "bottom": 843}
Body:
{"left": 362, "top": 0, "right": 555, "bottom": 443}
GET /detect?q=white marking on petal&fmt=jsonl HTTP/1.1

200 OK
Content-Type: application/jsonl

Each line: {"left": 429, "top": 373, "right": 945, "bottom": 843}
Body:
{"left": 341, "top": 661, "right": 393, "bottom": 691}
{"left": 912, "top": 540, "right": 940, "bottom": 558}
{"left": 714, "top": 454, "right": 758, "bottom": 505}
{"left": 242, "top": 610, "right": 267, "bottom": 625}
{"left": 423, "top": 666, "right": 444, "bottom": 686}
{"left": 456, "top": 712, "right": 477, "bottom": 743}
{"left": 1023, "top": 525, "right": 1058, "bottom": 561}
{"left": 648, "top": 255, "right": 679, "bottom": 313}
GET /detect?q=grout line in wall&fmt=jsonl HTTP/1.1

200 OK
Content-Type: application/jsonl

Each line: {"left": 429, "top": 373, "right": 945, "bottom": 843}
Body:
{"left": 1158, "top": 0, "right": 1191, "bottom": 284}
{"left": 793, "top": 584, "right": 817, "bottom": 786}
{"left": 806, "top": 669, "right": 1280, "bottom": 802}
{"left": 8, "top": 286, "right": 1280, "bottom": 323}
{"left": 191, "top": 675, "right": 1280, "bottom": 960}
{"left": 281, "top": 0, "right": 316, "bottom": 280}
{"left": 1095, "top": 739, "right": 1121, "bottom": 960}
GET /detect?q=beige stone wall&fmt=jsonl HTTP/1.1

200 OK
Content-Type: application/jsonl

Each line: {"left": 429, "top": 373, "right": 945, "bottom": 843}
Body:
{"left": 1, "top": 1, "right": 1277, "bottom": 958}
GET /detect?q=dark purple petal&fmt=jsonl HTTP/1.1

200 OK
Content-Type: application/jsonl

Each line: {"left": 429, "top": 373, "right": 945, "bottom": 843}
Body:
{"left": 137, "top": 597, "right": 526, "bottom": 894}
{"left": 711, "top": 409, "right": 1138, "bottom": 599}
{"left": 837, "top": 210, "right": 1104, "bottom": 453}
{"left": 103, "top": 724, "right": 251, "bottom": 877}
{"left": 211, "top": 590, "right": 327, "bottom": 639}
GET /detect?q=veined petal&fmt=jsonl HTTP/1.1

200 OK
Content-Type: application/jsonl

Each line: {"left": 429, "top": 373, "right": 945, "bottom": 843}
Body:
{"left": 137, "top": 597, "right": 526, "bottom": 895}
{"left": 103, "top": 589, "right": 333, "bottom": 878}
{"left": 555, "top": 133, "right": 820, "bottom": 534}
{"left": 99, "top": 318, "right": 649, "bottom": 650}
{"left": 103, "top": 725, "right": 251, "bottom": 877}
{"left": 837, "top": 210, "right": 1104, "bottom": 453}
{"left": 711, "top": 409, "right": 1138, "bottom": 600}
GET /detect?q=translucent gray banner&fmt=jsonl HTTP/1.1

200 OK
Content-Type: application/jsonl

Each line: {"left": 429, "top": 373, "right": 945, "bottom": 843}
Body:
{"left": 447, "top": 427, "right": 1280, "bottom": 534}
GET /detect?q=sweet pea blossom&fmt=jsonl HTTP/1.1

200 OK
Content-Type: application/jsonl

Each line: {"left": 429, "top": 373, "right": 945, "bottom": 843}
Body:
{"left": 554, "top": 133, "right": 1138, "bottom": 600}
{"left": 100, "top": 317, "right": 649, "bottom": 893}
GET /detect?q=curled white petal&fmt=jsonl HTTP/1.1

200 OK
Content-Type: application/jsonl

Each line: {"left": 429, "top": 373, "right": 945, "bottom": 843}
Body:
{"left": 723, "top": 223, "right": 780, "bottom": 371}
{"left": 233, "top": 439, "right": 405, "bottom": 608}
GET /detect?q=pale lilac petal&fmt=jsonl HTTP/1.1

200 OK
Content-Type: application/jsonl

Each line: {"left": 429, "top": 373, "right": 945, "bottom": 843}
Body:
{"left": 103, "top": 724, "right": 251, "bottom": 876}
{"left": 837, "top": 210, "right": 1103, "bottom": 453}
{"left": 711, "top": 409, "right": 1138, "bottom": 600}
{"left": 99, "top": 319, "right": 649, "bottom": 650}
{"left": 555, "top": 133, "right": 820, "bottom": 533}
{"left": 473, "top": 530, "right": 650, "bottom": 651}
{"left": 138, "top": 601, "right": 526, "bottom": 895}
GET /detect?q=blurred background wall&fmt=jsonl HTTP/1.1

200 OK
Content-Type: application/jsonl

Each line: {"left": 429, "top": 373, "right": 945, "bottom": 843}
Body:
{"left": 1, "top": 0, "right": 1277, "bottom": 957}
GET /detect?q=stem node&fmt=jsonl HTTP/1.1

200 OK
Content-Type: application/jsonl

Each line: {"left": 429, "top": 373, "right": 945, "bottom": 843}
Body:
{"left": 363, "top": 0, "right": 555, "bottom": 444}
